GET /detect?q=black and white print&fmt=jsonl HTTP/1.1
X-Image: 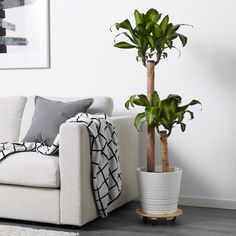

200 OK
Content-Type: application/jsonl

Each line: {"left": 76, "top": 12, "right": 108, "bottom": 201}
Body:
{"left": 0, "top": 0, "right": 49, "bottom": 68}
{"left": 0, "top": 113, "right": 122, "bottom": 218}
{"left": 68, "top": 113, "right": 122, "bottom": 217}
{"left": 0, "top": 0, "right": 33, "bottom": 53}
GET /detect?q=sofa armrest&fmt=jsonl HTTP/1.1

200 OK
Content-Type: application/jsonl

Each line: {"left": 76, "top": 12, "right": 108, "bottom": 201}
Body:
{"left": 107, "top": 116, "right": 139, "bottom": 211}
{"left": 59, "top": 115, "right": 139, "bottom": 226}
{"left": 59, "top": 122, "right": 95, "bottom": 226}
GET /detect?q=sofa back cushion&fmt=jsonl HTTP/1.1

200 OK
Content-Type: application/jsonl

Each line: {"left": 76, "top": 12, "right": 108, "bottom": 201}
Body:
{"left": 19, "top": 96, "right": 114, "bottom": 141}
{"left": 0, "top": 96, "right": 27, "bottom": 142}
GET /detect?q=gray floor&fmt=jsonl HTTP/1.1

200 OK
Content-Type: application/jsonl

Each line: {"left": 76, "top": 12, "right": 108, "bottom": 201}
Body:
{"left": 0, "top": 201, "right": 236, "bottom": 236}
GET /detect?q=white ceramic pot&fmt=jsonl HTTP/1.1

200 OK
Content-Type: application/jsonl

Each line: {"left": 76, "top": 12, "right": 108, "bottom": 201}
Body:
{"left": 136, "top": 166, "right": 182, "bottom": 214}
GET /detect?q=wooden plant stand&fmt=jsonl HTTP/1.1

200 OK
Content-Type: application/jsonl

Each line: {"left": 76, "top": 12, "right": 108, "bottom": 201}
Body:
{"left": 136, "top": 209, "right": 183, "bottom": 224}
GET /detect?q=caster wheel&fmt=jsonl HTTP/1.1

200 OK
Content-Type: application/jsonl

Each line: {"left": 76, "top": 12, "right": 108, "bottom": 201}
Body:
{"left": 143, "top": 217, "right": 148, "bottom": 223}
{"left": 151, "top": 220, "right": 157, "bottom": 225}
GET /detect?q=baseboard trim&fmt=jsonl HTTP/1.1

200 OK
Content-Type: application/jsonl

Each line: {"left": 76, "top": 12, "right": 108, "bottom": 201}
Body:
{"left": 179, "top": 196, "right": 236, "bottom": 210}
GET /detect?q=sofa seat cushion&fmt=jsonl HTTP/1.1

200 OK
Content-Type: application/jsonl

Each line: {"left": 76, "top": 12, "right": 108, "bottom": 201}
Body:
{"left": 0, "top": 152, "right": 59, "bottom": 188}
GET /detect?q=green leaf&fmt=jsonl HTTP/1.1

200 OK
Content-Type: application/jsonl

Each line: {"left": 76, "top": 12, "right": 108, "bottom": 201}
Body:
{"left": 134, "top": 10, "right": 143, "bottom": 25}
{"left": 180, "top": 123, "right": 186, "bottom": 132}
{"left": 129, "top": 95, "right": 136, "bottom": 106}
{"left": 166, "top": 33, "right": 178, "bottom": 40}
{"left": 160, "top": 117, "right": 171, "bottom": 130}
{"left": 171, "top": 24, "right": 181, "bottom": 32}
{"left": 186, "top": 110, "right": 194, "bottom": 120}
{"left": 125, "top": 94, "right": 150, "bottom": 109}
{"left": 167, "top": 126, "right": 173, "bottom": 137}
{"left": 160, "top": 105, "right": 172, "bottom": 122}
{"left": 145, "top": 106, "right": 156, "bottom": 126}
{"left": 137, "top": 94, "right": 150, "bottom": 106}
{"left": 160, "top": 15, "right": 169, "bottom": 33}
{"left": 125, "top": 100, "right": 130, "bottom": 110}
{"left": 177, "top": 105, "right": 188, "bottom": 113}
{"left": 115, "top": 19, "right": 138, "bottom": 41}
{"left": 114, "top": 32, "right": 136, "bottom": 44}
{"left": 141, "top": 13, "right": 146, "bottom": 24}
{"left": 151, "top": 91, "right": 160, "bottom": 106}
{"left": 189, "top": 99, "right": 201, "bottom": 106}
{"left": 146, "top": 21, "right": 153, "bottom": 32}
{"left": 162, "top": 52, "right": 168, "bottom": 58}
{"left": 135, "top": 25, "right": 149, "bottom": 36}
{"left": 137, "top": 49, "right": 142, "bottom": 57}
{"left": 146, "top": 9, "right": 161, "bottom": 23}
{"left": 176, "top": 110, "right": 185, "bottom": 122}
{"left": 156, "top": 39, "right": 165, "bottom": 50}
{"left": 166, "top": 24, "right": 181, "bottom": 35}
{"left": 153, "top": 24, "right": 162, "bottom": 38}
{"left": 178, "top": 34, "right": 188, "bottom": 47}
{"left": 147, "top": 36, "right": 155, "bottom": 49}
{"left": 134, "top": 112, "right": 145, "bottom": 130}
{"left": 116, "top": 19, "right": 132, "bottom": 31}
{"left": 165, "top": 39, "right": 172, "bottom": 48}
{"left": 167, "top": 94, "right": 182, "bottom": 104}
{"left": 161, "top": 98, "right": 179, "bottom": 122}
{"left": 114, "top": 42, "right": 137, "bottom": 49}
{"left": 166, "top": 23, "right": 173, "bottom": 33}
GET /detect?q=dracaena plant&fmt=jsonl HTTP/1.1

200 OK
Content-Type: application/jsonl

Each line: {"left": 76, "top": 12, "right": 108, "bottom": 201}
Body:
{"left": 125, "top": 91, "right": 201, "bottom": 172}
{"left": 111, "top": 8, "right": 189, "bottom": 66}
{"left": 112, "top": 8, "right": 198, "bottom": 173}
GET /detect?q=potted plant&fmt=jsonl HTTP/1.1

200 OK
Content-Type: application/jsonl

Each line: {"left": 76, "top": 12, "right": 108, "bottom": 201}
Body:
{"left": 125, "top": 92, "right": 200, "bottom": 214}
{"left": 112, "top": 9, "right": 201, "bottom": 214}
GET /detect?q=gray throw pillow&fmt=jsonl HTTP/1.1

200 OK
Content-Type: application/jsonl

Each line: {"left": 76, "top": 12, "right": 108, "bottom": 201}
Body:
{"left": 23, "top": 96, "right": 94, "bottom": 146}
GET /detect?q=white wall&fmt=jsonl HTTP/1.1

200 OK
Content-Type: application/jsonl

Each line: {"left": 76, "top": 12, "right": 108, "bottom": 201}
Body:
{"left": 0, "top": 0, "right": 236, "bottom": 208}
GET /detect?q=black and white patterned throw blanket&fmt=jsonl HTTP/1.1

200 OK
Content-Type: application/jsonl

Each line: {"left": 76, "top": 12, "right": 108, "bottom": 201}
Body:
{"left": 0, "top": 113, "right": 122, "bottom": 218}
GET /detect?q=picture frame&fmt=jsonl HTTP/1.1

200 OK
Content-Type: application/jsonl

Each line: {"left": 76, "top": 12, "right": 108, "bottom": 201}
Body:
{"left": 0, "top": 0, "right": 50, "bottom": 69}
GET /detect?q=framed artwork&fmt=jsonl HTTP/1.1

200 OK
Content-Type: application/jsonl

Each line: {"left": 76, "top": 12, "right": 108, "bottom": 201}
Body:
{"left": 0, "top": 0, "right": 49, "bottom": 69}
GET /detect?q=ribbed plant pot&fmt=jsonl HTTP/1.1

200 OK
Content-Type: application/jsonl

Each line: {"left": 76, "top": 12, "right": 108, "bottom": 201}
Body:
{"left": 136, "top": 166, "right": 182, "bottom": 214}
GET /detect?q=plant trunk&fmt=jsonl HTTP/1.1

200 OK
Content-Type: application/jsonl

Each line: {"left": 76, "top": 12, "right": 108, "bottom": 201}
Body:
{"left": 159, "top": 131, "right": 170, "bottom": 172}
{"left": 147, "top": 61, "right": 155, "bottom": 172}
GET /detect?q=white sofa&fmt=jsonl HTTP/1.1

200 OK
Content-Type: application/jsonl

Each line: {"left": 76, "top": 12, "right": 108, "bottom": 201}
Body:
{"left": 0, "top": 96, "right": 138, "bottom": 226}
